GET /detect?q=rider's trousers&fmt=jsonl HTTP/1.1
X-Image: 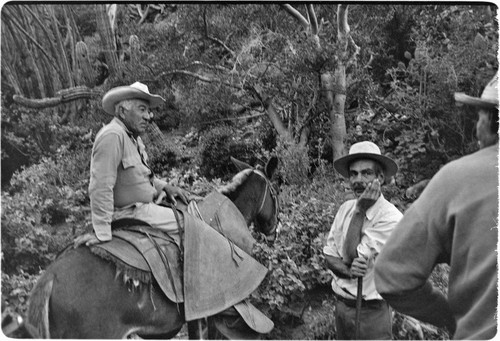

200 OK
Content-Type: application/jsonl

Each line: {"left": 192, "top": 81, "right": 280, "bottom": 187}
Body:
{"left": 113, "top": 202, "right": 181, "bottom": 245}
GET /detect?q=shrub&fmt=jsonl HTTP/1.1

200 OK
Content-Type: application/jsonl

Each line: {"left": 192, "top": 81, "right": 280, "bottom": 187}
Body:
{"left": 146, "top": 142, "right": 179, "bottom": 176}
{"left": 252, "top": 168, "right": 344, "bottom": 317}
{"left": 2, "top": 132, "right": 93, "bottom": 275}
{"left": 1, "top": 270, "right": 41, "bottom": 316}
{"left": 255, "top": 120, "right": 278, "bottom": 152}
{"left": 1, "top": 193, "right": 57, "bottom": 275}
{"left": 197, "top": 125, "right": 259, "bottom": 180}
{"left": 273, "top": 137, "right": 311, "bottom": 186}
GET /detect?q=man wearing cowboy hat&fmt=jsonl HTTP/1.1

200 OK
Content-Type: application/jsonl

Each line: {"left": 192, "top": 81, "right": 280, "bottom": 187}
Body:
{"left": 374, "top": 72, "right": 498, "bottom": 339}
{"left": 323, "top": 141, "right": 403, "bottom": 339}
{"left": 74, "top": 82, "right": 277, "bottom": 335}
{"left": 75, "top": 82, "right": 190, "bottom": 246}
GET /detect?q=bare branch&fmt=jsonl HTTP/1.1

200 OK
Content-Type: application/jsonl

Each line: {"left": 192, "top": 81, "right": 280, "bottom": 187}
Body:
{"left": 336, "top": 5, "right": 359, "bottom": 66}
{"left": 207, "top": 35, "right": 235, "bottom": 57}
{"left": 307, "top": 5, "right": 319, "bottom": 35}
{"left": 200, "top": 112, "right": 265, "bottom": 125}
{"left": 364, "top": 51, "right": 374, "bottom": 69}
{"left": 202, "top": 8, "right": 235, "bottom": 57}
{"left": 337, "top": 5, "right": 350, "bottom": 37}
{"left": 185, "top": 61, "right": 231, "bottom": 73}
{"left": 282, "top": 4, "right": 309, "bottom": 29}
{"left": 135, "top": 4, "right": 150, "bottom": 25}
{"left": 251, "top": 84, "right": 293, "bottom": 142}
{"left": 347, "top": 35, "right": 361, "bottom": 66}
{"left": 158, "top": 69, "right": 243, "bottom": 90}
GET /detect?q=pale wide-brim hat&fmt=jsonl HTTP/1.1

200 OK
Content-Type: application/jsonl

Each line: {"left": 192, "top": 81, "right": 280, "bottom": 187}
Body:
{"left": 454, "top": 72, "right": 498, "bottom": 109}
{"left": 333, "top": 141, "right": 398, "bottom": 178}
{"left": 102, "top": 82, "right": 165, "bottom": 115}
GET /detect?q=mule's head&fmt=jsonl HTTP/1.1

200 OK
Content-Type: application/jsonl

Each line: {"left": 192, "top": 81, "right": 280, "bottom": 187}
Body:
{"left": 218, "top": 157, "right": 279, "bottom": 241}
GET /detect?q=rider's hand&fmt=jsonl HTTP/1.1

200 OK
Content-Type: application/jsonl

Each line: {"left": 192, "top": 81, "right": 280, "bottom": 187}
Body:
{"left": 350, "top": 257, "right": 368, "bottom": 278}
{"left": 356, "top": 179, "right": 381, "bottom": 213}
{"left": 155, "top": 185, "right": 189, "bottom": 206}
{"left": 74, "top": 233, "right": 102, "bottom": 248}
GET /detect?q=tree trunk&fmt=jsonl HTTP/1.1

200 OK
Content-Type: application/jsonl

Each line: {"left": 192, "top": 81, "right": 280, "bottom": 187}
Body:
{"left": 324, "top": 70, "right": 347, "bottom": 161}
{"left": 328, "top": 4, "right": 352, "bottom": 160}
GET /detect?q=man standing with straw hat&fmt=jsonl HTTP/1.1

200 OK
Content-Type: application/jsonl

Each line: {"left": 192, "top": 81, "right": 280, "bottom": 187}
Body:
{"left": 374, "top": 73, "right": 498, "bottom": 339}
{"left": 323, "top": 141, "right": 403, "bottom": 339}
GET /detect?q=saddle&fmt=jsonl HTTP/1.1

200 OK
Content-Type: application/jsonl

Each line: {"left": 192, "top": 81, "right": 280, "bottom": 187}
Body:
{"left": 89, "top": 191, "right": 273, "bottom": 335}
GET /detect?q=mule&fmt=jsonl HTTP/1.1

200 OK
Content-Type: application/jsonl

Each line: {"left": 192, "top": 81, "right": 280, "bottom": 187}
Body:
{"left": 26, "top": 157, "right": 279, "bottom": 339}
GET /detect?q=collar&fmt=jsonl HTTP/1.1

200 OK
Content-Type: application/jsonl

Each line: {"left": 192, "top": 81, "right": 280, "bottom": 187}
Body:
{"left": 111, "top": 117, "right": 137, "bottom": 138}
{"left": 365, "top": 194, "right": 386, "bottom": 221}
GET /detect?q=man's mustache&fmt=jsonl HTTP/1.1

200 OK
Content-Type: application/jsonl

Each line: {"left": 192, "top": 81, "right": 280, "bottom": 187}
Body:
{"left": 352, "top": 185, "right": 365, "bottom": 191}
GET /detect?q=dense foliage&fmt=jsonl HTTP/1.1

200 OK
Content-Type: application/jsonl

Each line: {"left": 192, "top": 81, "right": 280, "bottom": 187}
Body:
{"left": 2, "top": 3, "right": 497, "bottom": 339}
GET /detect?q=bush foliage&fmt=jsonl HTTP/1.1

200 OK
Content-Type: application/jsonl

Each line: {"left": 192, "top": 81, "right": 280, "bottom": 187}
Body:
{"left": 197, "top": 125, "right": 260, "bottom": 180}
{"left": 252, "top": 172, "right": 343, "bottom": 313}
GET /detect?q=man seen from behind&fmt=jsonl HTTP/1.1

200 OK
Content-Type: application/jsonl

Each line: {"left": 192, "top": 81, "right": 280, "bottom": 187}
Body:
{"left": 374, "top": 72, "right": 499, "bottom": 340}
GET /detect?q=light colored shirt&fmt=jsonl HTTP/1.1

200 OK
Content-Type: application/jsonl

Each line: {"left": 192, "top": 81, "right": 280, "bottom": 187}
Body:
{"left": 323, "top": 194, "right": 402, "bottom": 300}
{"left": 375, "top": 144, "right": 498, "bottom": 340}
{"left": 89, "top": 118, "right": 167, "bottom": 241}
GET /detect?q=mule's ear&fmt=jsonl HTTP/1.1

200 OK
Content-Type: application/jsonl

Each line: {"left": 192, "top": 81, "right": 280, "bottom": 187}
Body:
{"left": 265, "top": 156, "right": 278, "bottom": 178}
{"left": 230, "top": 156, "right": 252, "bottom": 172}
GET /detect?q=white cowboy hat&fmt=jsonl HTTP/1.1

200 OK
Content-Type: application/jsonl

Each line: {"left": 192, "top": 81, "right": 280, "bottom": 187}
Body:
{"left": 102, "top": 82, "right": 165, "bottom": 115}
{"left": 454, "top": 72, "right": 498, "bottom": 109}
{"left": 333, "top": 141, "right": 398, "bottom": 178}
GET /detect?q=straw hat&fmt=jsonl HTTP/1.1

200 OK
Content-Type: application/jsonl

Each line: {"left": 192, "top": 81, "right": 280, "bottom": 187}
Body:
{"left": 102, "top": 82, "right": 165, "bottom": 115}
{"left": 454, "top": 72, "right": 498, "bottom": 109}
{"left": 333, "top": 141, "right": 398, "bottom": 178}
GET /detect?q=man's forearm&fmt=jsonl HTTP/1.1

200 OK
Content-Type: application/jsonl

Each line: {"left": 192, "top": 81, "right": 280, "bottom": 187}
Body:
{"left": 89, "top": 186, "right": 114, "bottom": 242}
{"left": 343, "top": 209, "right": 365, "bottom": 263}
{"left": 324, "top": 254, "right": 352, "bottom": 279}
{"left": 153, "top": 177, "right": 168, "bottom": 195}
{"left": 380, "top": 281, "right": 456, "bottom": 335}
{"left": 90, "top": 205, "right": 113, "bottom": 241}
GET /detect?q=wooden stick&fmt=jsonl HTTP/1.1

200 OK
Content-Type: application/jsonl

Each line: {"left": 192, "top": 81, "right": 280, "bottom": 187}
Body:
{"left": 355, "top": 277, "right": 363, "bottom": 339}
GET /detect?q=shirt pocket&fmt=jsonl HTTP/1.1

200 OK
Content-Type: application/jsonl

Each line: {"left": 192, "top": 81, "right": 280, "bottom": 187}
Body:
{"left": 122, "top": 155, "right": 141, "bottom": 169}
{"left": 120, "top": 155, "right": 148, "bottom": 185}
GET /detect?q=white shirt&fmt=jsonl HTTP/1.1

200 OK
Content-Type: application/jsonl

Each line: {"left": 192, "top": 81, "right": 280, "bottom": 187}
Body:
{"left": 323, "top": 194, "right": 402, "bottom": 300}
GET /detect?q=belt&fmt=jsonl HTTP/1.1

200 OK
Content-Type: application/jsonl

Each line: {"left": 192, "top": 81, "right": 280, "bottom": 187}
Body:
{"left": 334, "top": 293, "right": 384, "bottom": 309}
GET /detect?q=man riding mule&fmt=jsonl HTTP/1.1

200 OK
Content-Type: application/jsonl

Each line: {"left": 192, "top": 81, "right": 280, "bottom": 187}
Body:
{"left": 27, "top": 82, "right": 278, "bottom": 339}
{"left": 74, "top": 81, "right": 191, "bottom": 248}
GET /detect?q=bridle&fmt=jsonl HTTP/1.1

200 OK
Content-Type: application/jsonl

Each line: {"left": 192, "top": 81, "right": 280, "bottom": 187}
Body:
{"left": 253, "top": 169, "right": 279, "bottom": 238}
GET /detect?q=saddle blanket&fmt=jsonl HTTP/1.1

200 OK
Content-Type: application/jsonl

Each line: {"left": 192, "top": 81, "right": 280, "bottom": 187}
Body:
{"left": 91, "top": 191, "right": 269, "bottom": 321}
{"left": 91, "top": 225, "right": 184, "bottom": 302}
